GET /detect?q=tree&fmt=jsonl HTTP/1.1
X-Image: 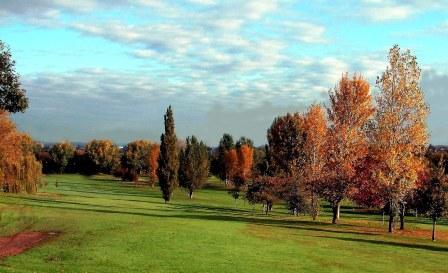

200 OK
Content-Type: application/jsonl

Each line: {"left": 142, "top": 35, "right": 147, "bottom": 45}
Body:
{"left": 0, "top": 40, "right": 28, "bottom": 113}
{"left": 227, "top": 144, "right": 254, "bottom": 203}
{"left": 302, "top": 104, "right": 328, "bottom": 220}
{"left": 217, "top": 133, "right": 235, "bottom": 182}
{"left": 148, "top": 144, "right": 160, "bottom": 187}
{"left": 157, "top": 106, "right": 179, "bottom": 202}
{"left": 120, "top": 140, "right": 152, "bottom": 182}
{"left": 371, "top": 45, "right": 429, "bottom": 232}
{"left": 236, "top": 136, "right": 254, "bottom": 148}
{"left": 246, "top": 176, "right": 287, "bottom": 214}
{"left": 414, "top": 159, "right": 448, "bottom": 241}
{"left": 179, "top": 136, "right": 209, "bottom": 198}
{"left": 84, "top": 139, "right": 120, "bottom": 174}
{"left": 324, "top": 73, "right": 374, "bottom": 224}
{"left": 0, "top": 111, "right": 41, "bottom": 193}
{"left": 49, "top": 141, "right": 75, "bottom": 174}
{"left": 267, "top": 113, "right": 306, "bottom": 177}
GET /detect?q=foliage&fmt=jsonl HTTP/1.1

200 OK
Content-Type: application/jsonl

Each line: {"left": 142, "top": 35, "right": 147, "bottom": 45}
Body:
{"left": 267, "top": 113, "right": 306, "bottom": 177}
{"left": 0, "top": 40, "right": 28, "bottom": 113}
{"left": 371, "top": 45, "right": 429, "bottom": 232}
{"left": 49, "top": 141, "right": 75, "bottom": 174}
{"left": 148, "top": 144, "right": 160, "bottom": 187}
{"left": 322, "top": 73, "right": 374, "bottom": 224}
{"left": 179, "top": 136, "right": 209, "bottom": 198}
{"left": 158, "top": 106, "right": 179, "bottom": 202}
{"left": 0, "top": 111, "right": 41, "bottom": 193}
{"left": 302, "top": 104, "right": 328, "bottom": 220}
{"left": 85, "top": 139, "right": 120, "bottom": 174}
{"left": 120, "top": 140, "right": 152, "bottom": 182}
{"left": 217, "top": 133, "right": 235, "bottom": 181}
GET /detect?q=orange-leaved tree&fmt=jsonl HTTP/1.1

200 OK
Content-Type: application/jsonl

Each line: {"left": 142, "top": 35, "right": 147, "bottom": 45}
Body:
{"left": 371, "top": 45, "right": 429, "bottom": 232}
{"left": 303, "top": 104, "right": 328, "bottom": 220}
{"left": 148, "top": 143, "right": 160, "bottom": 187}
{"left": 0, "top": 111, "right": 42, "bottom": 193}
{"left": 324, "top": 73, "right": 374, "bottom": 224}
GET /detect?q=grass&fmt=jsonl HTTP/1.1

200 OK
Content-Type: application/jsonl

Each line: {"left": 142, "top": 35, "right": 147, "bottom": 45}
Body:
{"left": 0, "top": 174, "right": 447, "bottom": 273}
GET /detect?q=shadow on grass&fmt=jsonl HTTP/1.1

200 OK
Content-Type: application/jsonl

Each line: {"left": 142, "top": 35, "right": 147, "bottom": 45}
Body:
{"left": 312, "top": 235, "right": 448, "bottom": 252}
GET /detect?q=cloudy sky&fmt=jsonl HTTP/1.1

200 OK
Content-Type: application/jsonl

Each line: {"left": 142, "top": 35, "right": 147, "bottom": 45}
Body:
{"left": 1, "top": 0, "right": 447, "bottom": 146}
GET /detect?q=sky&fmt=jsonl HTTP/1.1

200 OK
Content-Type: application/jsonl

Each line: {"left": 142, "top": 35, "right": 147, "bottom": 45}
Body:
{"left": 1, "top": 0, "right": 447, "bottom": 146}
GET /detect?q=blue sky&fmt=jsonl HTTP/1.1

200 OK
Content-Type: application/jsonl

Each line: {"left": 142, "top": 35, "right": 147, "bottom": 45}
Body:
{"left": 1, "top": 0, "right": 447, "bottom": 145}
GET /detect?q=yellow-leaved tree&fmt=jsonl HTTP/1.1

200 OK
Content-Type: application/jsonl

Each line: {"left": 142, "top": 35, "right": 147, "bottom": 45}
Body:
{"left": 372, "top": 45, "right": 429, "bottom": 233}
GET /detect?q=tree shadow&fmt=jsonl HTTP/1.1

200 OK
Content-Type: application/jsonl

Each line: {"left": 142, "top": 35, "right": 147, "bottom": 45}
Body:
{"left": 311, "top": 235, "right": 448, "bottom": 252}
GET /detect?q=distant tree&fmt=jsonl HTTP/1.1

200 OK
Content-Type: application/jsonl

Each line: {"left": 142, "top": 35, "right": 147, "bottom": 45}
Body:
{"left": 49, "top": 141, "right": 75, "bottom": 174}
{"left": 148, "top": 144, "right": 160, "bottom": 187}
{"left": 236, "top": 136, "right": 254, "bottom": 148}
{"left": 267, "top": 113, "right": 306, "bottom": 177}
{"left": 217, "top": 133, "right": 235, "bottom": 182}
{"left": 246, "top": 176, "right": 286, "bottom": 214}
{"left": 227, "top": 144, "right": 254, "bottom": 203}
{"left": 0, "top": 111, "right": 41, "bottom": 193}
{"left": 371, "top": 45, "right": 429, "bottom": 232}
{"left": 323, "top": 73, "right": 374, "bottom": 224}
{"left": 85, "top": 139, "right": 120, "bottom": 174}
{"left": 414, "top": 158, "right": 448, "bottom": 241}
{"left": 157, "top": 106, "right": 179, "bottom": 202}
{"left": 120, "top": 140, "right": 152, "bottom": 182}
{"left": 253, "top": 145, "right": 269, "bottom": 176}
{"left": 302, "top": 104, "right": 328, "bottom": 220}
{"left": 179, "top": 136, "right": 209, "bottom": 198}
{"left": 0, "top": 40, "right": 28, "bottom": 113}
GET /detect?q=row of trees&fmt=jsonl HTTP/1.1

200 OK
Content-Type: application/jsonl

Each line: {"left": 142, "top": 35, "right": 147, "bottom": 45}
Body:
{"left": 233, "top": 45, "right": 446, "bottom": 240}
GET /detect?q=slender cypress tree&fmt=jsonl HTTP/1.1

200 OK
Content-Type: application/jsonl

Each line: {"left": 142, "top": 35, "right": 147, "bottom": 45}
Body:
{"left": 157, "top": 106, "right": 179, "bottom": 202}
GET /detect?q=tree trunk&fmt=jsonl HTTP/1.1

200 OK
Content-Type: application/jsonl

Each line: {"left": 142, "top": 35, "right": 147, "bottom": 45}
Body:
{"left": 432, "top": 218, "right": 436, "bottom": 241}
{"left": 311, "top": 192, "right": 318, "bottom": 221}
{"left": 382, "top": 211, "right": 385, "bottom": 225}
{"left": 336, "top": 203, "right": 341, "bottom": 220}
{"left": 399, "top": 203, "right": 405, "bottom": 230}
{"left": 189, "top": 190, "right": 193, "bottom": 199}
{"left": 388, "top": 213, "right": 394, "bottom": 233}
{"left": 332, "top": 202, "right": 339, "bottom": 224}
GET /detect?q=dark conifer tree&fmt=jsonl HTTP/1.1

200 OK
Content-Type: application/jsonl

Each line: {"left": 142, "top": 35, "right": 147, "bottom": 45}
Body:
{"left": 157, "top": 106, "right": 179, "bottom": 202}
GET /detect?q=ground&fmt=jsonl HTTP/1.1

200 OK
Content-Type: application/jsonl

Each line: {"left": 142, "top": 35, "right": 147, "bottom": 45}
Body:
{"left": 0, "top": 174, "right": 447, "bottom": 273}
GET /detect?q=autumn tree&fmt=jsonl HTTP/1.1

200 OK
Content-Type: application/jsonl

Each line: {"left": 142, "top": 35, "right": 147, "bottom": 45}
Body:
{"left": 217, "top": 133, "right": 235, "bottom": 183}
{"left": 49, "top": 141, "right": 75, "bottom": 174}
{"left": 157, "top": 106, "right": 179, "bottom": 202}
{"left": 84, "top": 139, "right": 120, "bottom": 174}
{"left": 0, "top": 112, "right": 41, "bottom": 193}
{"left": 148, "top": 144, "right": 160, "bottom": 187}
{"left": 224, "top": 144, "right": 254, "bottom": 203}
{"left": 178, "top": 136, "right": 209, "bottom": 198}
{"left": 323, "top": 73, "right": 374, "bottom": 224}
{"left": 302, "top": 104, "right": 328, "bottom": 220}
{"left": 0, "top": 40, "right": 28, "bottom": 113}
{"left": 371, "top": 45, "right": 429, "bottom": 232}
{"left": 120, "top": 140, "right": 152, "bottom": 182}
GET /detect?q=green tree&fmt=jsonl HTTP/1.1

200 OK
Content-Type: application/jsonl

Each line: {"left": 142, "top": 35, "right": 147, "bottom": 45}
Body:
{"left": 0, "top": 40, "right": 28, "bottom": 113}
{"left": 414, "top": 159, "right": 448, "bottom": 241}
{"left": 179, "top": 136, "right": 209, "bottom": 199}
{"left": 157, "top": 106, "right": 179, "bottom": 202}
{"left": 49, "top": 141, "right": 75, "bottom": 173}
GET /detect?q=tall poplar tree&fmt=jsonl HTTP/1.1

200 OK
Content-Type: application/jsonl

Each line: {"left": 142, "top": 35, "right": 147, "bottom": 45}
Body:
{"left": 372, "top": 45, "right": 429, "bottom": 232}
{"left": 157, "top": 106, "right": 179, "bottom": 202}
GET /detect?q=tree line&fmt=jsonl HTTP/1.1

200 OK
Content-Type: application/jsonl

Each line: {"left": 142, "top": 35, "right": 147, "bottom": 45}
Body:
{"left": 1, "top": 39, "right": 447, "bottom": 241}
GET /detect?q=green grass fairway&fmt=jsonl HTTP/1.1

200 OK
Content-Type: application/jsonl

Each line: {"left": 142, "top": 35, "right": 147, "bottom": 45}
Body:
{"left": 0, "top": 175, "right": 447, "bottom": 272}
